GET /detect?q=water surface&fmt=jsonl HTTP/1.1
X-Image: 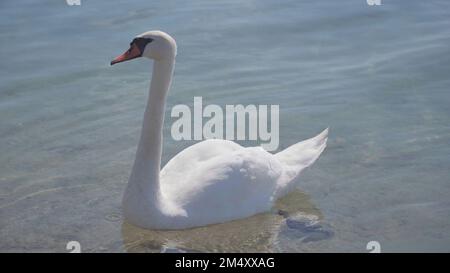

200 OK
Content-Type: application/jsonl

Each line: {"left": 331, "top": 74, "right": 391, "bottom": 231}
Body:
{"left": 1, "top": 0, "right": 450, "bottom": 252}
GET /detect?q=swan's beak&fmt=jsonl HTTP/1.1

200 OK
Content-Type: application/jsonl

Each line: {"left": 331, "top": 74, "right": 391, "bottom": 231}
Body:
{"left": 110, "top": 44, "right": 142, "bottom": 65}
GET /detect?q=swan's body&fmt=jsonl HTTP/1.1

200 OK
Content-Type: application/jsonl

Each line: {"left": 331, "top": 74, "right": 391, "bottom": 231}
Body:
{"left": 112, "top": 31, "right": 328, "bottom": 230}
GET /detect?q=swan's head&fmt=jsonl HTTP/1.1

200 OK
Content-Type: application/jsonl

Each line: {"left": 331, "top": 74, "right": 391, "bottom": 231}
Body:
{"left": 111, "top": 30, "right": 177, "bottom": 65}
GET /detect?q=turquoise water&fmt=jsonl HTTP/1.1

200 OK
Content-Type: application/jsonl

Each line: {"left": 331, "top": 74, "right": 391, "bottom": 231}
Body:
{"left": 1, "top": 0, "right": 450, "bottom": 252}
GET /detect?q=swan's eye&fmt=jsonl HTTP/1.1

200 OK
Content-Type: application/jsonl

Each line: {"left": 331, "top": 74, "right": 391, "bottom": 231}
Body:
{"left": 132, "top": 37, "right": 153, "bottom": 52}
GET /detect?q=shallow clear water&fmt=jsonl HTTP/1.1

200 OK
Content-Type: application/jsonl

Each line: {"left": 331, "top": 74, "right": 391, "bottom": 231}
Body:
{"left": 1, "top": 0, "right": 450, "bottom": 252}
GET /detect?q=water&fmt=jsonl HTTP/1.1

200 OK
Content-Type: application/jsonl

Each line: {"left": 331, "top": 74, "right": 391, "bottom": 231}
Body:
{"left": 1, "top": 0, "right": 450, "bottom": 252}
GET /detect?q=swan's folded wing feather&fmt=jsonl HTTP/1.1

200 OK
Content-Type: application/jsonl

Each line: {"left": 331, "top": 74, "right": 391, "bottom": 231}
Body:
{"left": 160, "top": 144, "right": 284, "bottom": 224}
{"left": 274, "top": 128, "right": 328, "bottom": 198}
{"left": 160, "top": 139, "right": 242, "bottom": 195}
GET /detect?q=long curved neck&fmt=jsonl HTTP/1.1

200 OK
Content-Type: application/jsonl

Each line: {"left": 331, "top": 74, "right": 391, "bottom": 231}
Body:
{"left": 129, "top": 58, "right": 175, "bottom": 199}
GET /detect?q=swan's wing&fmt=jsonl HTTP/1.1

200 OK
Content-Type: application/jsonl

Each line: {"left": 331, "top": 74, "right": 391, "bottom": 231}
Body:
{"left": 161, "top": 143, "right": 284, "bottom": 225}
{"left": 158, "top": 129, "right": 327, "bottom": 226}
{"left": 160, "top": 139, "right": 242, "bottom": 191}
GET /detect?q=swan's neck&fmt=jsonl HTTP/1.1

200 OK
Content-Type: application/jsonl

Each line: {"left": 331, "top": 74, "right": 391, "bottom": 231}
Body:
{"left": 129, "top": 58, "right": 175, "bottom": 200}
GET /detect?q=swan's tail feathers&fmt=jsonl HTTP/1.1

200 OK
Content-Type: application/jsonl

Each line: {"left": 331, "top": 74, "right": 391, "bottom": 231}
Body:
{"left": 275, "top": 128, "right": 328, "bottom": 195}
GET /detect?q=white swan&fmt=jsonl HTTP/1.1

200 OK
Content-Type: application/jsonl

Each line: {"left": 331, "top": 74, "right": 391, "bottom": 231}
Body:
{"left": 111, "top": 31, "right": 328, "bottom": 230}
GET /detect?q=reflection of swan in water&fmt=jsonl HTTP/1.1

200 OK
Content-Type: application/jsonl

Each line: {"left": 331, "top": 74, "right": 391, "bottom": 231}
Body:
{"left": 121, "top": 190, "right": 331, "bottom": 252}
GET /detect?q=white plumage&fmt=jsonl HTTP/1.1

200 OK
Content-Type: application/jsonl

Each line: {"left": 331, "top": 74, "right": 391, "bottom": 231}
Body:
{"left": 113, "top": 31, "right": 328, "bottom": 230}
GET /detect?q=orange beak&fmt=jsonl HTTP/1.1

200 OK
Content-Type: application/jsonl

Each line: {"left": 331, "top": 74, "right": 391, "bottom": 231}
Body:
{"left": 110, "top": 43, "right": 142, "bottom": 65}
